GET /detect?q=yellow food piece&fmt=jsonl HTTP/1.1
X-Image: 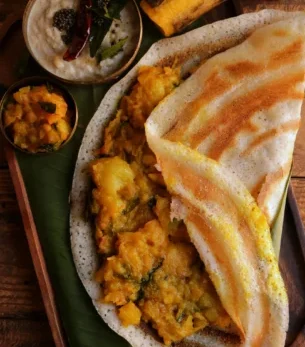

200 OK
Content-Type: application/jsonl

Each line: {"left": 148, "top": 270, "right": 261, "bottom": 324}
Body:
{"left": 45, "top": 128, "right": 61, "bottom": 144}
{"left": 24, "top": 111, "right": 37, "bottom": 123}
{"left": 13, "top": 121, "right": 29, "bottom": 136}
{"left": 139, "top": 243, "right": 211, "bottom": 345}
{"left": 3, "top": 85, "right": 71, "bottom": 153}
{"left": 147, "top": 172, "right": 165, "bottom": 186}
{"left": 122, "top": 66, "right": 180, "bottom": 128}
{"left": 45, "top": 113, "right": 62, "bottom": 125}
{"left": 19, "top": 86, "right": 31, "bottom": 93}
{"left": 90, "top": 157, "right": 158, "bottom": 254}
{"left": 118, "top": 302, "right": 142, "bottom": 326}
{"left": 4, "top": 112, "right": 17, "bottom": 128}
{"left": 130, "top": 161, "right": 155, "bottom": 202}
{"left": 102, "top": 220, "right": 168, "bottom": 305}
{"left": 41, "top": 123, "right": 52, "bottom": 133}
{"left": 56, "top": 119, "right": 72, "bottom": 141}
{"left": 140, "top": 0, "right": 223, "bottom": 36}
{"left": 90, "top": 157, "right": 138, "bottom": 230}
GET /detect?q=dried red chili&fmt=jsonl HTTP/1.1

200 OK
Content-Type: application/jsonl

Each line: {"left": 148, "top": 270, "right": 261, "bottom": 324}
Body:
{"left": 63, "top": 0, "right": 93, "bottom": 61}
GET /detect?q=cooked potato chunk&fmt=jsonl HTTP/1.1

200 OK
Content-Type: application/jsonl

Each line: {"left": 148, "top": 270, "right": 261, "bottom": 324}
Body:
{"left": 118, "top": 302, "right": 142, "bottom": 326}
{"left": 90, "top": 157, "right": 138, "bottom": 230}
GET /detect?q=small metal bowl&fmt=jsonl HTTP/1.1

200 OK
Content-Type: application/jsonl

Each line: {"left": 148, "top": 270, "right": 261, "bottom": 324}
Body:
{"left": 0, "top": 76, "right": 78, "bottom": 154}
{"left": 22, "top": 0, "right": 143, "bottom": 85}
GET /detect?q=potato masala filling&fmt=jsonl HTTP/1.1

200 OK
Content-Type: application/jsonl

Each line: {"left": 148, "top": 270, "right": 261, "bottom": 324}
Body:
{"left": 4, "top": 85, "right": 72, "bottom": 153}
{"left": 90, "top": 66, "right": 234, "bottom": 345}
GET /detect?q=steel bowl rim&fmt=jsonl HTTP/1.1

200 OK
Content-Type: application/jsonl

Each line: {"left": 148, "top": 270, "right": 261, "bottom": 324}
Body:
{"left": 0, "top": 75, "right": 79, "bottom": 155}
{"left": 22, "top": 0, "right": 143, "bottom": 85}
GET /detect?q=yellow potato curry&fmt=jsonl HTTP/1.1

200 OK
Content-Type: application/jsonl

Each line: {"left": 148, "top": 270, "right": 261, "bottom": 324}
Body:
{"left": 3, "top": 85, "right": 72, "bottom": 153}
{"left": 90, "top": 66, "right": 234, "bottom": 345}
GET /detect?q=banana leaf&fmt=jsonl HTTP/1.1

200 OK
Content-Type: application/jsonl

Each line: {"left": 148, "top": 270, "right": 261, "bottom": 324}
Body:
{"left": 272, "top": 169, "right": 291, "bottom": 259}
{"left": 14, "top": 12, "right": 289, "bottom": 347}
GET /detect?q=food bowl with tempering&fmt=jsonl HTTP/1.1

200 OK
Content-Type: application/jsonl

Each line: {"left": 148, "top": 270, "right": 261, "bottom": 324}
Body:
{"left": 0, "top": 76, "right": 78, "bottom": 154}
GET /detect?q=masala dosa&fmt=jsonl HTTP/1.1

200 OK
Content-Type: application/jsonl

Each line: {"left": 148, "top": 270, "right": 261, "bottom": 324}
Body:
{"left": 70, "top": 10, "right": 305, "bottom": 347}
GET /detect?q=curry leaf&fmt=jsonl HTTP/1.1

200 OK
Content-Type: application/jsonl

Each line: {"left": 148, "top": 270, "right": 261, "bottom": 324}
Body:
{"left": 89, "top": 18, "right": 112, "bottom": 58}
{"left": 137, "top": 259, "right": 164, "bottom": 301}
{"left": 107, "top": 0, "right": 128, "bottom": 20}
{"left": 103, "top": 4, "right": 112, "bottom": 19}
{"left": 122, "top": 197, "right": 140, "bottom": 215}
{"left": 147, "top": 196, "right": 156, "bottom": 209}
{"left": 96, "top": 37, "right": 128, "bottom": 63}
{"left": 119, "top": 120, "right": 129, "bottom": 129}
{"left": 89, "top": 0, "right": 128, "bottom": 58}
{"left": 39, "top": 102, "right": 57, "bottom": 113}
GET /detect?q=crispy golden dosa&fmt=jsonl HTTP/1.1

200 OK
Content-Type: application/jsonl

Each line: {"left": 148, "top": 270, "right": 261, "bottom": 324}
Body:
{"left": 144, "top": 134, "right": 288, "bottom": 347}
{"left": 149, "top": 16, "right": 305, "bottom": 226}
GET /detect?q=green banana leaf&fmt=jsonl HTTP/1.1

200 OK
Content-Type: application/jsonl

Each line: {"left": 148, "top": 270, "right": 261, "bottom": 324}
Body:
{"left": 272, "top": 169, "right": 291, "bottom": 259}
{"left": 13, "top": 12, "right": 289, "bottom": 347}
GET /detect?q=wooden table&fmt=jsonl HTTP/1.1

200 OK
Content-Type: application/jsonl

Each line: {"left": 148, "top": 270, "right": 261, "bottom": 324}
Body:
{"left": 0, "top": 0, "right": 304, "bottom": 346}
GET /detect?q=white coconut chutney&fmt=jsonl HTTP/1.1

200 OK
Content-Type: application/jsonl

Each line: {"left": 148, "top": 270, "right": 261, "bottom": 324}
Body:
{"left": 26, "top": 0, "right": 140, "bottom": 82}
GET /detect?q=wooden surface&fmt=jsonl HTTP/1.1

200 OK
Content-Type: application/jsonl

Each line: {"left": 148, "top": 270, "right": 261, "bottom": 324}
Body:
{"left": 0, "top": 0, "right": 305, "bottom": 346}
{"left": 234, "top": 0, "right": 305, "bottom": 13}
{"left": 0, "top": 169, "right": 54, "bottom": 347}
{"left": 0, "top": 1, "right": 55, "bottom": 346}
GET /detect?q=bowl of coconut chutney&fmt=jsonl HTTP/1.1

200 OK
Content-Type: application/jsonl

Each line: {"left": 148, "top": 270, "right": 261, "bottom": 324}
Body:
{"left": 23, "top": 0, "right": 143, "bottom": 84}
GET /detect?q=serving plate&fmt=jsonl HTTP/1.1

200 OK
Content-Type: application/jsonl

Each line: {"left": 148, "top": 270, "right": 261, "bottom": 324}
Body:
{"left": 1, "top": 1, "right": 305, "bottom": 346}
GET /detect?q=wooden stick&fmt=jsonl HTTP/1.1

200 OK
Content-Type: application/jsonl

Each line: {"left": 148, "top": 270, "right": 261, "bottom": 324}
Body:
{"left": 5, "top": 144, "right": 66, "bottom": 347}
